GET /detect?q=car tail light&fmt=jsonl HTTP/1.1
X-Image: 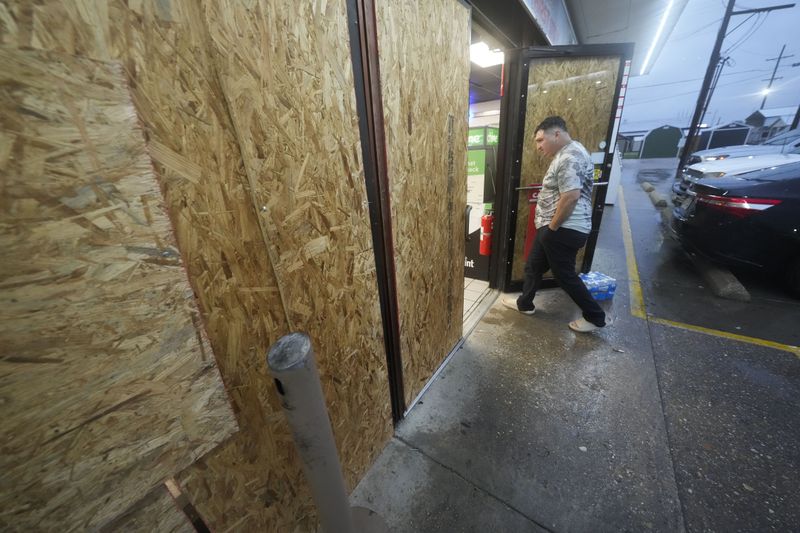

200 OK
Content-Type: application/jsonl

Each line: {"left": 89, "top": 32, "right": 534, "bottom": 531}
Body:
{"left": 696, "top": 192, "right": 782, "bottom": 218}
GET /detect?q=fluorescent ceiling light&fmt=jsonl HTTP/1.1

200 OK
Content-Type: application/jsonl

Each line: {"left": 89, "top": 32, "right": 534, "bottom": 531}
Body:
{"left": 470, "top": 42, "right": 504, "bottom": 68}
{"left": 640, "top": 0, "right": 674, "bottom": 75}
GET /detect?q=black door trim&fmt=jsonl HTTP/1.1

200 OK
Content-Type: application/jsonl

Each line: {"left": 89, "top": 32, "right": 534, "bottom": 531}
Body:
{"left": 346, "top": 0, "right": 406, "bottom": 424}
{"left": 492, "top": 43, "right": 634, "bottom": 292}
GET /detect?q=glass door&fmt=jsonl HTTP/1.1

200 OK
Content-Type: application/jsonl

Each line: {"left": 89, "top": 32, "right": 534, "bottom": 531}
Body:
{"left": 492, "top": 45, "right": 633, "bottom": 291}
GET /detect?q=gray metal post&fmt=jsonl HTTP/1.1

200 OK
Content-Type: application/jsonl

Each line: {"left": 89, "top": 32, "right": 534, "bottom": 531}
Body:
{"left": 267, "top": 333, "right": 355, "bottom": 533}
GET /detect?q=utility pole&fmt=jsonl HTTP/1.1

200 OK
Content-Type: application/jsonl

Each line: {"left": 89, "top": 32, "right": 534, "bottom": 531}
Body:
{"left": 679, "top": 0, "right": 736, "bottom": 171}
{"left": 789, "top": 62, "right": 800, "bottom": 130}
{"left": 761, "top": 44, "right": 793, "bottom": 109}
{"left": 678, "top": 2, "right": 796, "bottom": 173}
{"left": 700, "top": 56, "right": 732, "bottom": 128}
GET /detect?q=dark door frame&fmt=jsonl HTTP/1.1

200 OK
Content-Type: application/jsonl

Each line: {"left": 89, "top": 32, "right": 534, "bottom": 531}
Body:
{"left": 346, "top": 0, "right": 406, "bottom": 424}
{"left": 490, "top": 44, "right": 634, "bottom": 292}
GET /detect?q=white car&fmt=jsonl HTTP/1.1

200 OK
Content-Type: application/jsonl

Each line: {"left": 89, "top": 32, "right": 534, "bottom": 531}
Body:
{"left": 687, "top": 128, "right": 800, "bottom": 164}
{"left": 672, "top": 152, "right": 800, "bottom": 203}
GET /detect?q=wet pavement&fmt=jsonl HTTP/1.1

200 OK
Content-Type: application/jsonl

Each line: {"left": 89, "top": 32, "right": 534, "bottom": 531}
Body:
{"left": 351, "top": 158, "right": 800, "bottom": 532}
{"left": 623, "top": 159, "right": 800, "bottom": 346}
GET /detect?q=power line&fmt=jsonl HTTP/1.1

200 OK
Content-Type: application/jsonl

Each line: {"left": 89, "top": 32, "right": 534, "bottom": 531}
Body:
{"left": 630, "top": 68, "right": 770, "bottom": 90}
{"left": 679, "top": 1, "right": 796, "bottom": 172}
{"left": 735, "top": 47, "right": 773, "bottom": 56}
{"left": 725, "top": 12, "right": 769, "bottom": 54}
{"left": 723, "top": 13, "right": 760, "bottom": 54}
{"left": 726, "top": 13, "right": 755, "bottom": 36}
{"left": 674, "top": 17, "right": 724, "bottom": 40}
{"left": 626, "top": 72, "right": 773, "bottom": 106}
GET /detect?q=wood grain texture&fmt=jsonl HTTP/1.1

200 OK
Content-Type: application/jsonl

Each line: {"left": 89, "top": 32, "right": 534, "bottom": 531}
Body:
{"left": 2, "top": 1, "right": 392, "bottom": 530}
{"left": 184, "top": 1, "right": 393, "bottom": 528}
{"left": 1, "top": 1, "right": 295, "bottom": 528}
{"left": 0, "top": 45, "right": 236, "bottom": 531}
{"left": 512, "top": 56, "right": 620, "bottom": 280}
{"left": 376, "top": 0, "right": 471, "bottom": 404}
{"left": 98, "top": 486, "right": 194, "bottom": 533}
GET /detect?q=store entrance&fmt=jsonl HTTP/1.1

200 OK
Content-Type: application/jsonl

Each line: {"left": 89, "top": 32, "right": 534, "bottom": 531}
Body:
{"left": 492, "top": 44, "right": 633, "bottom": 291}
{"left": 463, "top": 23, "right": 504, "bottom": 331}
{"left": 463, "top": 125, "right": 499, "bottom": 330}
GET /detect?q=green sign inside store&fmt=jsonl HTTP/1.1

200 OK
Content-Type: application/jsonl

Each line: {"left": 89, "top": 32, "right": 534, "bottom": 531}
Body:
{"left": 486, "top": 127, "right": 499, "bottom": 146}
{"left": 468, "top": 128, "right": 484, "bottom": 147}
{"left": 468, "top": 127, "right": 499, "bottom": 147}
{"left": 467, "top": 149, "right": 486, "bottom": 175}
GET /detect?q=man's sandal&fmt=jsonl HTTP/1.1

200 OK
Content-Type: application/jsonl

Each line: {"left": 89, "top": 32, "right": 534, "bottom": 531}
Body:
{"left": 568, "top": 318, "right": 603, "bottom": 333}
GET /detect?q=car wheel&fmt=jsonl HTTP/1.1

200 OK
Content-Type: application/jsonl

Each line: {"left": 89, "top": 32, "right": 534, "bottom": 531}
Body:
{"left": 788, "top": 256, "right": 800, "bottom": 298}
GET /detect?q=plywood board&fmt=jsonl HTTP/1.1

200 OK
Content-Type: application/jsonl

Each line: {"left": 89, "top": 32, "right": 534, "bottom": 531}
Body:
{"left": 99, "top": 486, "right": 194, "bottom": 533}
{"left": 1, "top": 1, "right": 296, "bottom": 528}
{"left": 512, "top": 56, "right": 620, "bottom": 280}
{"left": 376, "top": 0, "right": 471, "bottom": 404}
{"left": 0, "top": 45, "right": 236, "bottom": 531}
{"left": 199, "top": 0, "right": 392, "bottom": 504}
{"left": 80, "top": 5, "right": 314, "bottom": 526}
{"left": 3, "top": 1, "right": 394, "bottom": 530}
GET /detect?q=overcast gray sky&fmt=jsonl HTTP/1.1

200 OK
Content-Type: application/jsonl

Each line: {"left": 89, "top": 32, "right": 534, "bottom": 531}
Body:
{"left": 623, "top": 0, "right": 800, "bottom": 129}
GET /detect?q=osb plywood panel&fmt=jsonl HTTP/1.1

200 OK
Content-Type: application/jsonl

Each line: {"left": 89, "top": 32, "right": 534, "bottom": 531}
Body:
{"left": 90, "top": 4, "right": 305, "bottom": 527}
{"left": 194, "top": 0, "right": 393, "bottom": 529}
{"left": 1, "top": 1, "right": 389, "bottom": 531}
{"left": 377, "top": 0, "right": 471, "bottom": 404}
{"left": 2, "top": 1, "right": 295, "bottom": 529}
{"left": 99, "top": 486, "right": 193, "bottom": 533}
{"left": 2, "top": 3, "right": 288, "bottom": 404}
{"left": 511, "top": 56, "right": 620, "bottom": 280}
{"left": 0, "top": 45, "right": 236, "bottom": 532}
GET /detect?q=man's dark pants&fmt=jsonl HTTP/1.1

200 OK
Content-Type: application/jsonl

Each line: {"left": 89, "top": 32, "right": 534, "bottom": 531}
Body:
{"left": 516, "top": 226, "right": 606, "bottom": 326}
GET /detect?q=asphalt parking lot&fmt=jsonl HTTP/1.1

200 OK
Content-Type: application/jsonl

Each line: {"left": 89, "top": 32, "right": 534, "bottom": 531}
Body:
{"left": 626, "top": 158, "right": 800, "bottom": 347}
{"left": 608, "top": 158, "right": 800, "bottom": 531}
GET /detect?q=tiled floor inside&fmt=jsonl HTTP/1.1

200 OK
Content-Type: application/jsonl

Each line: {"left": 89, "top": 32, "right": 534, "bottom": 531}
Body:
{"left": 463, "top": 277, "right": 496, "bottom": 334}
{"left": 463, "top": 277, "right": 489, "bottom": 315}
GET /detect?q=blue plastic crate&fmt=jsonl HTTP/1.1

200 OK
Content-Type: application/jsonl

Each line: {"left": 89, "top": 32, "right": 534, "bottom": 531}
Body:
{"left": 579, "top": 271, "right": 617, "bottom": 301}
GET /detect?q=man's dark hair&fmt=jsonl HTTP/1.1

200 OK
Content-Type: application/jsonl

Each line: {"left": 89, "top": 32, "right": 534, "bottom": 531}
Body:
{"left": 535, "top": 116, "right": 568, "bottom": 134}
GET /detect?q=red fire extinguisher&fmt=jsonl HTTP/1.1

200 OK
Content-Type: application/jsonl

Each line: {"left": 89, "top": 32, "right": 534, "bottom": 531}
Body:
{"left": 479, "top": 213, "right": 494, "bottom": 256}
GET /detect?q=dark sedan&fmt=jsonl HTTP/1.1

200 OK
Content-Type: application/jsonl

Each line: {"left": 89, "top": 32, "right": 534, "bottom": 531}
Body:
{"left": 672, "top": 161, "right": 800, "bottom": 295}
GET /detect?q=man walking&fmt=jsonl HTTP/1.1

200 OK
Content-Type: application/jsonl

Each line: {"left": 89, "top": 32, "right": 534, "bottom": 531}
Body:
{"left": 503, "top": 116, "right": 606, "bottom": 332}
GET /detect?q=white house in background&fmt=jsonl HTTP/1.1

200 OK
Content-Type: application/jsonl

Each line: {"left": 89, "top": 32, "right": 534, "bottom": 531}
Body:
{"left": 745, "top": 106, "right": 799, "bottom": 143}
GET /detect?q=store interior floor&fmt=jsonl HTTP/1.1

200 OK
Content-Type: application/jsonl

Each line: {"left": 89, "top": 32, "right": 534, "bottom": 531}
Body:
{"left": 463, "top": 277, "right": 495, "bottom": 336}
{"left": 350, "top": 159, "right": 800, "bottom": 532}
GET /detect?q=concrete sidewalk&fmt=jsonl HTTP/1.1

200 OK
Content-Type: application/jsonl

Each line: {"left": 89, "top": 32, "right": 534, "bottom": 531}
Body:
{"left": 350, "top": 158, "right": 800, "bottom": 532}
{"left": 352, "top": 286, "right": 683, "bottom": 532}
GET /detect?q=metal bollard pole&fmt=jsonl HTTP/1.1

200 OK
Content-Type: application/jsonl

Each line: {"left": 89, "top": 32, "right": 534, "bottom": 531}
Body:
{"left": 267, "top": 333, "right": 355, "bottom": 533}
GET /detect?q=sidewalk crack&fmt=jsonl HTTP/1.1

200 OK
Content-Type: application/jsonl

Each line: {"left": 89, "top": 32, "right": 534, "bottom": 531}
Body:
{"left": 393, "top": 435, "right": 556, "bottom": 533}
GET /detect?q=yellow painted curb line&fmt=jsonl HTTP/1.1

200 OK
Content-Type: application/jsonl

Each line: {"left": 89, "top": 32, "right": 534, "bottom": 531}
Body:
{"left": 618, "top": 189, "right": 646, "bottom": 319}
{"left": 618, "top": 188, "right": 800, "bottom": 359}
{"left": 648, "top": 317, "right": 800, "bottom": 358}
